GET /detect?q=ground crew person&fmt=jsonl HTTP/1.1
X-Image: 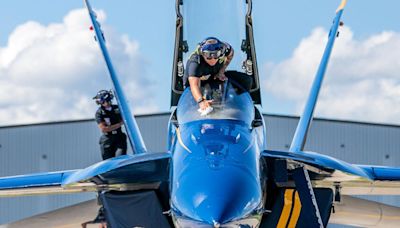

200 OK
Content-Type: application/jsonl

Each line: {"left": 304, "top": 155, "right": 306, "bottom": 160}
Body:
{"left": 93, "top": 90, "right": 127, "bottom": 160}
{"left": 92, "top": 90, "right": 128, "bottom": 225}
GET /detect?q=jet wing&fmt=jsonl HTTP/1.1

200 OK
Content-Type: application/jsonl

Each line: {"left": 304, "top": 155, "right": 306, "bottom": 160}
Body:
{"left": 0, "top": 152, "right": 171, "bottom": 197}
{"left": 263, "top": 150, "right": 400, "bottom": 195}
{"left": 63, "top": 152, "right": 170, "bottom": 187}
{"left": 357, "top": 165, "right": 400, "bottom": 181}
{"left": 0, "top": 170, "right": 79, "bottom": 197}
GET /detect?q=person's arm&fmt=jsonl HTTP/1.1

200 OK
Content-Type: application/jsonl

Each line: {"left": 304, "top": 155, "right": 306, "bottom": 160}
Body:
{"left": 95, "top": 108, "right": 123, "bottom": 133}
{"left": 188, "top": 76, "right": 213, "bottom": 110}
{"left": 186, "top": 57, "right": 212, "bottom": 110}
{"left": 98, "top": 121, "right": 123, "bottom": 133}
{"left": 216, "top": 46, "right": 234, "bottom": 81}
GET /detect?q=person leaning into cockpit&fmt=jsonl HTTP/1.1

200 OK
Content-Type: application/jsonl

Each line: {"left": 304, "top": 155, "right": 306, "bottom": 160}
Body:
{"left": 183, "top": 37, "right": 234, "bottom": 110}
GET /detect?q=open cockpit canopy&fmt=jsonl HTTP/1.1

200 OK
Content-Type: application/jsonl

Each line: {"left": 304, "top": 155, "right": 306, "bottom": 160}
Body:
{"left": 171, "top": 0, "right": 261, "bottom": 105}
{"left": 181, "top": 0, "right": 247, "bottom": 71}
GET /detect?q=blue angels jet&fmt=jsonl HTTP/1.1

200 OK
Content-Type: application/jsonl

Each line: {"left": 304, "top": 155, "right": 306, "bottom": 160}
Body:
{"left": 1, "top": 0, "right": 400, "bottom": 227}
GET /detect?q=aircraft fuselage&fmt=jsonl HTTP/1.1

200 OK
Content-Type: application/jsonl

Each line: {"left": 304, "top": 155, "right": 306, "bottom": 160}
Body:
{"left": 168, "top": 87, "right": 266, "bottom": 227}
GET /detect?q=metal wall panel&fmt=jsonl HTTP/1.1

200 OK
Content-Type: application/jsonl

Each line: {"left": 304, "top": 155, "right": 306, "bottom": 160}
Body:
{"left": 1, "top": 113, "right": 400, "bottom": 224}
{"left": 0, "top": 120, "right": 101, "bottom": 223}
{"left": 135, "top": 114, "right": 171, "bottom": 152}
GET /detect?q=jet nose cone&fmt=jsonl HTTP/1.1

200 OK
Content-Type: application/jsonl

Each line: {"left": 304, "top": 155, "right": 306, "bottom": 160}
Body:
{"left": 172, "top": 165, "right": 262, "bottom": 224}
{"left": 193, "top": 192, "right": 240, "bottom": 224}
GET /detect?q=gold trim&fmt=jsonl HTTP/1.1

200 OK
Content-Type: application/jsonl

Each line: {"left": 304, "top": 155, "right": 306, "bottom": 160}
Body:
{"left": 176, "top": 127, "right": 192, "bottom": 153}
{"left": 277, "top": 189, "right": 294, "bottom": 228}
{"left": 288, "top": 191, "right": 302, "bottom": 227}
{"left": 336, "top": 0, "right": 348, "bottom": 13}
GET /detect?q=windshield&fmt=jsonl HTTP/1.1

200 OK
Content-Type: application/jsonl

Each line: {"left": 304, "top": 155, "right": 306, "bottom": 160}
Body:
{"left": 181, "top": 0, "right": 247, "bottom": 71}
{"left": 177, "top": 82, "right": 254, "bottom": 126}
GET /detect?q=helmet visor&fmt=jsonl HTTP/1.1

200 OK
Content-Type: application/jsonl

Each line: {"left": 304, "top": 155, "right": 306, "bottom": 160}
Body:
{"left": 202, "top": 50, "right": 223, "bottom": 60}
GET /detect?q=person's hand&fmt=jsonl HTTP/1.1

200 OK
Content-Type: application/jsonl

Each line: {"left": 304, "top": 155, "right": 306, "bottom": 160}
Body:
{"left": 215, "top": 73, "right": 227, "bottom": 81}
{"left": 199, "top": 99, "right": 213, "bottom": 110}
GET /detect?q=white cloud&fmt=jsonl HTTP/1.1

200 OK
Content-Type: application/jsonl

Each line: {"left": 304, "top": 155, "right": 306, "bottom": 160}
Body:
{"left": 0, "top": 9, "right": 158, "bottom": 126}
{"left": 264, "top": 26, "right": 400, "bottom": 124}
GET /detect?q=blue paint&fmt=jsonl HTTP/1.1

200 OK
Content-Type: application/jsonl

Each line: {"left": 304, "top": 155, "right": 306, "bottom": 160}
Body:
{"left": 171, "top": 120, "right": 263, "bottom": 224}
{"left": 170, "top": 84, "right": 264, "bottom": 225}
{"left": 358, "top": 165, "right": 400, "bottom": 181}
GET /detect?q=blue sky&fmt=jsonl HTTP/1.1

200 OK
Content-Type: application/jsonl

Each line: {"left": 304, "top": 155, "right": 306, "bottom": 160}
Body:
{"left": 1, "top": 0, "right": 400, "bottom": 126}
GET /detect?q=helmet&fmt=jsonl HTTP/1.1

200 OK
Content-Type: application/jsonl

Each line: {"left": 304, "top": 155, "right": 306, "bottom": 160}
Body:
{"left": 93, "top": 90, "right": 114, "bottom": 105}
{"left": 199, "top": 37, "right": 226, "bottom": 59}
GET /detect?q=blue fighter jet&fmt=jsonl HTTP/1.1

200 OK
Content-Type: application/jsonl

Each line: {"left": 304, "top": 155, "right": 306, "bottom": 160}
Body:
{"left": 1, "top": 0, "right": 400, "bottom": 227}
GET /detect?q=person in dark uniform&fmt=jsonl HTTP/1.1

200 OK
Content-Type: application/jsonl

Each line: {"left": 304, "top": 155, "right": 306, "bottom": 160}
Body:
{"left": 92, "top": 90, "right": 127, "bottom": 225}
{"left": 93, "top": 90, "right": 127, "bottom": 160}
{"left": 183, "top": 37, "right": 252, "bottom": 111}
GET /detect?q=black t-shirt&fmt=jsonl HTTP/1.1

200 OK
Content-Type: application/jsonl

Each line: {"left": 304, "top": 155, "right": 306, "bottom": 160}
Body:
{"left": 183, "top": 43, "right": 232, "bottom": 87}
{"left": 95, "top": 104, "right": 123, "bottom": 135}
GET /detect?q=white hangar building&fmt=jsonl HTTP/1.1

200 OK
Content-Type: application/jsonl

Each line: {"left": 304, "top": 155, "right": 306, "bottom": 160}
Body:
{"left": 0, "top": 113, "right": 400, "bottom": 225}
